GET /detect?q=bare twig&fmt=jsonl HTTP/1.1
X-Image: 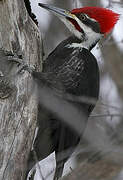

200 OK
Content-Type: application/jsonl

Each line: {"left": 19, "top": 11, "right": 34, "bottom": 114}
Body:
{"left": 91, "top": 113, "right": 123, "bottom": 118}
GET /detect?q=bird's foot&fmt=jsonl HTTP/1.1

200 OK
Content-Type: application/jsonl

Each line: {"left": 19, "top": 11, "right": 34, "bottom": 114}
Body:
{"left": 6, "top": 52, "right": 34, "bottom": 74}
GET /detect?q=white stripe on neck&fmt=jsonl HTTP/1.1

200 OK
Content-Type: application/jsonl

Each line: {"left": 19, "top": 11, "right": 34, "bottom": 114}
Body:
{"left": 66, "top": 33, "right": 100, "bottom": 50}
{"left": 67, "top": 16, "right": 102, "bottom": 49}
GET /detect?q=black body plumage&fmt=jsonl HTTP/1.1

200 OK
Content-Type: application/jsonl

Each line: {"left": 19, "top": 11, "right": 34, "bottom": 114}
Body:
{"left": 26, "top": 36, "right": 99, "bottom": 180}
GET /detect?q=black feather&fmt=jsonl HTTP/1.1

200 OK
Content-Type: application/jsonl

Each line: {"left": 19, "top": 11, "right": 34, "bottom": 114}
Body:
{"left": 26, "top": 36, "right": 99, "bottom": 180}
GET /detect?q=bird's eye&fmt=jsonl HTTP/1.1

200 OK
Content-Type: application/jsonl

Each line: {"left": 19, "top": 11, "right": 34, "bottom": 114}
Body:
{"left": 80, "top": 14, "right": 86, "bottom": 21}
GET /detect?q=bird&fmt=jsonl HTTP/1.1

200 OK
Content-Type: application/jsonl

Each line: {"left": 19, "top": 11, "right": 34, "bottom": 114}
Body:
{"left": 9, "top": 3, "right": 119, "bottom": 180}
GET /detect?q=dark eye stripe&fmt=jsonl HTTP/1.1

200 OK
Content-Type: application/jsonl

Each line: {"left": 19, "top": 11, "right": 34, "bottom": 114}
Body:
{"left": 76, "top": 13, "right": 101, "bottom": 33}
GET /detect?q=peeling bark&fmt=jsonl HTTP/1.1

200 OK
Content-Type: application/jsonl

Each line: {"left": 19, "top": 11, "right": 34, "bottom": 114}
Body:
{"left": 0, "top": 0, "right": 42, "bottom": 180}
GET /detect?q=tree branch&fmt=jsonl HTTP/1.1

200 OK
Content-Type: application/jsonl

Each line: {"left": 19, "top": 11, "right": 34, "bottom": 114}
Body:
{"left": 0, "top": 0, "right": 42, "bottom": 179}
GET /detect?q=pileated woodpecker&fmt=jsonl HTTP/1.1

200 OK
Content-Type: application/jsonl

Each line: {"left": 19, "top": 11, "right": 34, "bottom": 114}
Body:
{"left": 8, "top": 3, "right": 119, "bottom": 180}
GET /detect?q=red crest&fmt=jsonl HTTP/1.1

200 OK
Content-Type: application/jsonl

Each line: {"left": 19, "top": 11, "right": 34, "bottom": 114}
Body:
{"left": 71, "top": 7, "right": 119, "bottom": 34}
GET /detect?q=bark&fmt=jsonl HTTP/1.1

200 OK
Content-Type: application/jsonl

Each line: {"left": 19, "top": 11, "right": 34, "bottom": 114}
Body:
{"left": 0, "top": 0, "right": 42, "bottom": 180}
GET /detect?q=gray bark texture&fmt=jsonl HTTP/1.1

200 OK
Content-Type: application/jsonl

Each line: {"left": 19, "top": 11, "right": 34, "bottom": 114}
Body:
{"left": 0, "top": 0, "right": 42, "bottom": 180}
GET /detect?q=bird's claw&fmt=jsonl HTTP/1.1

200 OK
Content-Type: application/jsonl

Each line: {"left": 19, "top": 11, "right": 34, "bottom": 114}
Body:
{"left": 7, "top": 55, "right": 27, "bottom": 74}
{"left": 6, "top": 54, "right": 34, "bottom": 74}
{"left": 7, "top": 54, "right": 24, "bottom": 66}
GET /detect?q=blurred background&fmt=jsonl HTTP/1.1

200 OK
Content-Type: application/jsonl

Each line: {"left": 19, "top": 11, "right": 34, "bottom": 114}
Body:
{"left": 29, "top": 0, "right": 123, "bottom": 179}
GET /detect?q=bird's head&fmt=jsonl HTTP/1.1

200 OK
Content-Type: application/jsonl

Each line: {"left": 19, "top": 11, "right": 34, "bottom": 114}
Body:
{"left": 38, "top": 3, "right": 119, "bottom": 49}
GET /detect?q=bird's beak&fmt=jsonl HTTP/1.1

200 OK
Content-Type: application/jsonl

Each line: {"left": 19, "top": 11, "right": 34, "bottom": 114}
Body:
{"left": 38, "top": 3, "right": 75, "bottom": 19}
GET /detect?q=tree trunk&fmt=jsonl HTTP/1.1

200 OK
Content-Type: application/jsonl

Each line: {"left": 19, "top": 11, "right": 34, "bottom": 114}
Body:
{"left": 0, "top": 0, "right": 42, "bottom": 180}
